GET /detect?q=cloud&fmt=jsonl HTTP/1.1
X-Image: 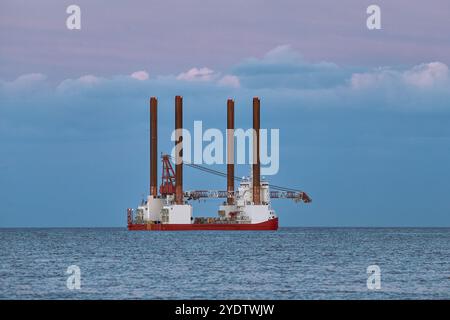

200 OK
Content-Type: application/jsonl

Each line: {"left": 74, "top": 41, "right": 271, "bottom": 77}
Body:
{"left": 218, "top": 75, "right": 240, "bottom": 88}
{"left": 2, "top": 45, "right": 450, "bottom": 144}
{"left": 10, "top": 73, "right": 47, "bottom": 84}
{"left": 130, "top": 70, "right": 149, "bottom": 81}
{"left": 233, "top": 45, "right": 348, "bottom": 89}
{"left": 77, "top": 74, "right": 101, "bottom": 84}
{"left": 350, "top": 68, "right": 398, "bottom": 89}
{"left": 177, "top": 67, "right": 216, "bottom": 82}
{"left": 55, "top": 75, "right": 104, "bottom": 93}
{"left": 403, "top": 62, "right": 448, "bottom": 87}
{"left": 0, "top": 73, "right": 47, "bottom": 92}
{"left": 260, "top": 44, "right": 304, "bottom": 63}
{"left": 175, "top": 67, "right": 240, "bottom": 87}
{"left": 351, "top": 62, "right": 449, "bottom": 89}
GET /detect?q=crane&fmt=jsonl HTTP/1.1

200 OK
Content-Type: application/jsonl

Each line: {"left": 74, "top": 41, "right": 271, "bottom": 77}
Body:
{"left": 161, "top": 154, "right": 312, "bottom": 204}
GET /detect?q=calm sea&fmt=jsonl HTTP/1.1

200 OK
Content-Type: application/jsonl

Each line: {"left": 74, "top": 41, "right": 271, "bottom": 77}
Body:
{"left": 0, "top": 228, "right": 449, "bottom": 299}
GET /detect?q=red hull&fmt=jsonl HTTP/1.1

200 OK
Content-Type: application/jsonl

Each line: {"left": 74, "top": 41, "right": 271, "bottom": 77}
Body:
{"left": 128, "top": 218, "right": 278, "bottom": 231}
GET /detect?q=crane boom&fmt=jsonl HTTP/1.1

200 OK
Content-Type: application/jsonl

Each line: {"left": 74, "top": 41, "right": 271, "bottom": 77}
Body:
{"left": 164, "top": 154, "right": 312, "bottom": 204}
{"left": 269, "top": 191, "right": 311, "bottom": 203}
{"left": 184, "top": 189, "right": 311, "bottom": 203}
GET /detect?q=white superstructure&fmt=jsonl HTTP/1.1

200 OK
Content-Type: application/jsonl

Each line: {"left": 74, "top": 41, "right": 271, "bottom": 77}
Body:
{"left": 134, "top": 176, "right": 277, "bottom": 225}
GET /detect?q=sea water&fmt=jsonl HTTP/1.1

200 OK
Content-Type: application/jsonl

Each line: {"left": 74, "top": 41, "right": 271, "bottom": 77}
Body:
{"left": 0, "top": 227, "right": 449, "bottom": 299}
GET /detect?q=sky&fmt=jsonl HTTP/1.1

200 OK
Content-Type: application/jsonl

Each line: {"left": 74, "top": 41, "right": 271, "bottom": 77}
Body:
{"left": 1, "top": 0, "right": 450, "bottom": 227}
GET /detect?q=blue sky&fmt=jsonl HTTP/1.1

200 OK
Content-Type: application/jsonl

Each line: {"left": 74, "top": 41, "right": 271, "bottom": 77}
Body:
{"left": 1, "top": 1, "right": 450, "bottom": 227}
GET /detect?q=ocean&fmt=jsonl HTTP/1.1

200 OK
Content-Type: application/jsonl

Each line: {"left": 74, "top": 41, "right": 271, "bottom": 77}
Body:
{"left": 0, "top": 228, "right": 449, "bottom": 299}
